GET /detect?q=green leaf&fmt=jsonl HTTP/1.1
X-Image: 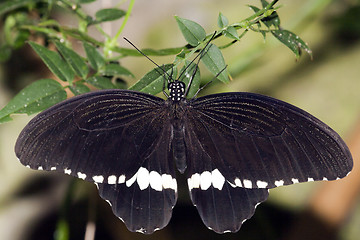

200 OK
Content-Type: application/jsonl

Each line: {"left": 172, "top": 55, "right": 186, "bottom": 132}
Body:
{"left": 217, "top": 12, "right": 229, "bottom": 28}
{"left": 100, "top": 64, "right": 134, "bottom": 77}
{"left": 179, "top": 62, "right": 200, "bottom": 98}
{"left": 175, "top": 16, "right": 206, "bottom": 46}
{"left": 129, "top": 64, "right": 174, "bottom": 95}
{"left": 4, "top": 13, "right": 30, "bottom": 49}
{"left": 271, "top": 30, "right": 312, "bottom": 59}
{"left": 85, "top": 76, "right": 116, "bottom": 89}
{"left": 38, "top": 19, "right": 60, "bottom": 28}
{"left": 83, "top": 42, "right": 106, "bottom": 71}
{"left": 69, "top": 82, "right": 90, "bottom": 95}
{"left": 54, "top": 41, "right": 89, "bottom": 79}
{"left": 76, "top": 0, "right": 96, "bottom": 3}
{"left": 260, "top": 0, "right": 280, "bottom": 28}
{"left": 249, "top": 3, "right": 280, "bottom": 28}
{"left": 0, "top": 0, "right": 42, "bottom": 16}
{"left": 248, "top": 5, "right": 260, "bottom": 13}
{"left": 201, "top": 44, "right": 229, "bottom": 83}
{"left": 224, "top": 26, "right": 240, "bottom": 41}
{"left": 29, "top": 42, "right": 75, "bottom": 83}
{"left": 94, "top": 8, "right": 126, "bottom": 23}
{"left": 54, "top": 219, "right": 69, "bottom": 240}
{"left": 115, "top": 46, "right": 183, "bottom": 57}
{"left": 114, "top": 78, "right": 127, "bottom": 89}
{"left": 0, "top": 79, "right": 67, "bottom": 123}
{"left": 0, "top": 44, "right": 12, "bottom": 62}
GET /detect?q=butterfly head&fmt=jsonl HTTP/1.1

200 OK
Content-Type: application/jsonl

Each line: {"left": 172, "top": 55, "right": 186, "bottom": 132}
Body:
{"left": 168, "top": 80, "right": 186, "bottom": 102}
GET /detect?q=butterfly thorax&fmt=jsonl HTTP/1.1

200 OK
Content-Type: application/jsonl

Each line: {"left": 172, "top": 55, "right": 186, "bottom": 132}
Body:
{"left": 165, "top": 81, "right": 188, "bottom": 173}
{"left": 168, "top": 81, "right": 186, "bottom": 102}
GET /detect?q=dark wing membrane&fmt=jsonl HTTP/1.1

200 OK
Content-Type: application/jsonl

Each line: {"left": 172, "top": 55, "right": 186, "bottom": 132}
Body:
{"left": 186, "top": 92, "right": 353, "bottom": 189}
{"left": 97, "top": 121, "right": 177, "bottom": 234}
{"left": 15, "top": 89, "right": 177, "bottom": 233}
{"left": 184, "top": 124, "right": 269, "bottom": 233}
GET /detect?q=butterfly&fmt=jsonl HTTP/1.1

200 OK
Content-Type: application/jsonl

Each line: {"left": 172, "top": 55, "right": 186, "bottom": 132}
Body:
{"left": 15, "top": 43, "right": 353, "bottom": 234}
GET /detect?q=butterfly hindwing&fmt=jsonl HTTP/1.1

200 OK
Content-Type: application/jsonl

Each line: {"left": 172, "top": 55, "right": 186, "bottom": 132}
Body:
{"left": 186, "top": 92, "right": 353, "bottom": 190}
{"left": 184, "top": 124, "right": 269, "bottom": 233}
{"left": 97, "top": 121, "right": 177, "bottom": 234}
{"left": 15, "top": 89, "right": 178, "bottom": 233}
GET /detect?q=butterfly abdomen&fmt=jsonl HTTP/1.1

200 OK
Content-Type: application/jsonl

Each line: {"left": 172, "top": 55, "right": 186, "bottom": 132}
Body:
{"left": 171, "top": 120, "right": 187, "bottom": 173}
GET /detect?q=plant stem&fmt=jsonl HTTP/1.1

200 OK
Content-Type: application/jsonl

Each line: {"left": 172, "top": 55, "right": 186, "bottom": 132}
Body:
{"left": 111, "top": 0, "right": 135, "bottom": 46}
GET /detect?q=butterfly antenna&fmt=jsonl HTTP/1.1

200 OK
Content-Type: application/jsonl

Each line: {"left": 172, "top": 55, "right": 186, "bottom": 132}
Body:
{"left": 162, "top": 67, "right": 173, "bottom": 98}
{"left": 192, "top": 65, "right": 228, "bottom": 99}
{"left": 123, "top": 37, "right": 173, "bottom": 81}
{"left": 178, "top": 32, "right": 217, "bottom": 83}
{"left": 183, "top": 45, "right": 210, "bottom": 97}
{"left": 181, "top": 32, "right": 217, "bottom": 97}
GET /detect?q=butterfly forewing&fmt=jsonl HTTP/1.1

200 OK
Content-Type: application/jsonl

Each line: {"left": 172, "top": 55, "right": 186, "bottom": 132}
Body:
{"left": 186, "top": 92, "right": 353, "bottom": 190}
{"left": 15, "top": 90, "right": 178, "bottom": 233}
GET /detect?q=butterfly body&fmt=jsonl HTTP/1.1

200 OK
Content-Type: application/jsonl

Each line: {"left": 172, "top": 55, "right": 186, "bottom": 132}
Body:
{"left": 15, "top": 80, "right": 352, "bottom": 233}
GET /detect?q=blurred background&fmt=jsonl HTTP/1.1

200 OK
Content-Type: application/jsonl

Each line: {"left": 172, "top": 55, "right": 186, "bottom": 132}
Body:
{"left": 1, "top": 0, "right": 360, "bottom": 239}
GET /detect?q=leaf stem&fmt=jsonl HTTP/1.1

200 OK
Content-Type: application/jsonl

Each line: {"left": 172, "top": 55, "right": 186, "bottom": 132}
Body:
{"left": 111, "top": 0, "right": 135, "bottom": 46}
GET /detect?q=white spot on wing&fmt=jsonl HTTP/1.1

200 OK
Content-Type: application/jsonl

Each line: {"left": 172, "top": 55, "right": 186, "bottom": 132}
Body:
{"left": 126, "top": 172, "right": 137, "bottom": 187}
{"left": 291, "top": 178, "right": 299, "bottom": 184}
{"left": 254, "top": 202, "right": 262, "bottom": 209}
{"left": 235, "top": 178, "right": 242, "bottom": 187}
{"left": 38, "top": 166, "right": 43, "bottom": 170}
{"left": 93, "top": 175, "right": 104, "bottom": 183}
{"left": 107, "top": 175, "right": 117, "bottom": 184}
{"left": 307, "top": 177, "right": 314, "bottom": 182}
{"left": 118, "top": 175, "right": 125, "bottom": 184}
{"left": 211, "top": 169, "right": 225, "bottom": 190}
{"left": 136, "top": 228, "right": 146, "bottom": 233}
{"left": 77, "top": 172, "right": 86, "bottom": 180}
{"left": 50, "top": 167, "right": 56, "bottom": 171}
{"left": 149, "top": 171, "right": 162, "bottom": 191}
{"left": 227, "top": 180, "right": 236, "bottom": 188}
{"left": 136, "top": 167, "right": 150, "bottom": 190}
{"left": 162, "top": 174, "right": 174, "bottom": 189}
{"left": 243, "top": 179, "right": 252, "bottom": 188}
{"left": 192, "top": 173, "right": 200, "bottom": 189}
{"left": 200, "top": 171, "right": 212, "bottom": 190}
{"left": 256, "top": 180, "right": 268, "bottom": 188}
{"left": 275, "top": 180, "right": 284, "bottom": 187}
{"left": 64, "top": 169, "right": 71, "bottom": 175}
{"left": 322, "top": 177, "right": 328, "bottom": 181}
{"left": 188, "top": 173, "right": 200, "bottom": 190}
{"left": 105, "top": 200, "right": 112, "bottom": 206}
{"left": 187, "top": 178, "right": 193, "bottom": 190}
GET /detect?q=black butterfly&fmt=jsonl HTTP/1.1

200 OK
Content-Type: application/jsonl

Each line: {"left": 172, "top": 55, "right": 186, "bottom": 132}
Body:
{"left": 15, "top": 48, "right": 353, "bottom": 234}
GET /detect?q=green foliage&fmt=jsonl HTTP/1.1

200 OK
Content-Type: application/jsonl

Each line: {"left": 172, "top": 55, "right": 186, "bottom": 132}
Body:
{"left": 175, "top": 16, "right": 207, "bottom": 46}
{"left": 83, "top": 42, "right": 106, "bottom": 71}
{"left": 0, "top": 0, "right": 312, "bottom": 123}
{"left": 200, "top": 44, "right": 229, "bottom": 83}
{"left": 0, "top": 79, "right": 66, "bottom": 123}
{"left": 94, "top": 8, "right": 126, "bottom": 24}
{"left": 129, "top": 64, "right": 174, "bottom": 94}
{"left": 29, "top": 41, "right": 75, "bottom": 83}
{"left": 54, "top": 40, "right": 89, "bottom": 79}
